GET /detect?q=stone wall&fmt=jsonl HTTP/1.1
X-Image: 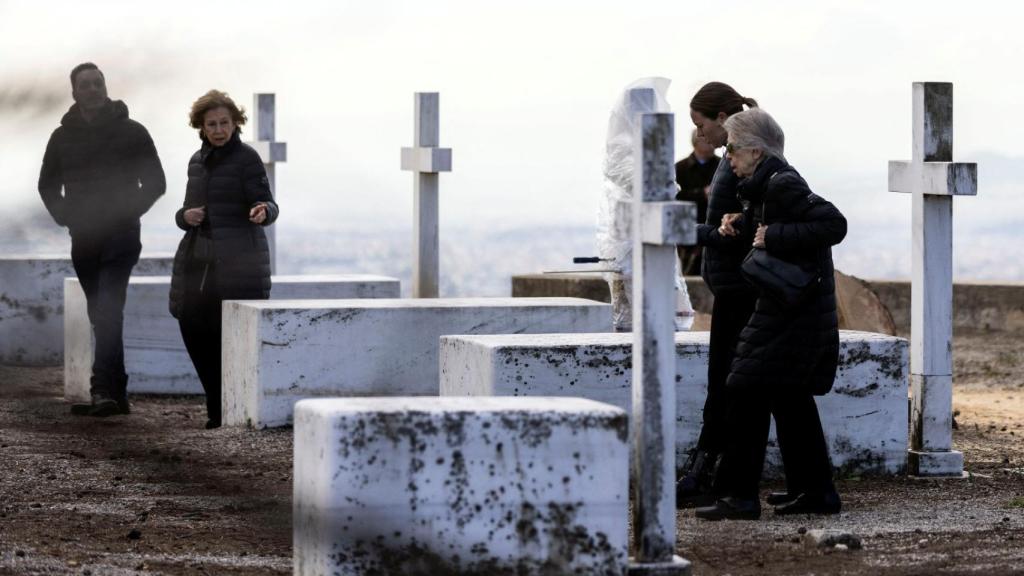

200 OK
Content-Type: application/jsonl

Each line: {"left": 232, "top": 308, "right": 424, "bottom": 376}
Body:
{"left": 512, "top": 273, "right": 1024, "bottom": 333}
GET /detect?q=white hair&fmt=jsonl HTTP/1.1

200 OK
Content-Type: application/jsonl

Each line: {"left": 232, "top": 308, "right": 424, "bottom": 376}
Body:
{"left": 723, "top": 108, "right": 786, "bottom": 162}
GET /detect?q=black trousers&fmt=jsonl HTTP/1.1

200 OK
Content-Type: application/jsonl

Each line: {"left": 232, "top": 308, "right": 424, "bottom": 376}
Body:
{"left": 70, "top": 225, "right": 141, "bottom": 399}
{"left": 695, "top": 290, "right": 758, "bottom": 455}
{"left": 715, "top": 385, "right": 835, "bottom": 500}
{"left": 177, "top": 260, "right": 222, "bottom": 423}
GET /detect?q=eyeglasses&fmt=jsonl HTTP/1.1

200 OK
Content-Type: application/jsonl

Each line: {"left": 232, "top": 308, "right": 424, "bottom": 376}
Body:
{"left": 725, "top": 142, "right": 744, "bottom": 154}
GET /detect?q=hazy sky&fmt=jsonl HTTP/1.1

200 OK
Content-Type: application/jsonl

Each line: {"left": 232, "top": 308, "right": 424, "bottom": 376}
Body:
{"left": 1, "top": 0, "right": 1021, "bottom": 278}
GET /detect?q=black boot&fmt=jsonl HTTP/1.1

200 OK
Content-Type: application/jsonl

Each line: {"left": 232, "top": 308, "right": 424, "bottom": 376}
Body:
{"left": 676, "top": 449, "right": 717, "bottom": 508}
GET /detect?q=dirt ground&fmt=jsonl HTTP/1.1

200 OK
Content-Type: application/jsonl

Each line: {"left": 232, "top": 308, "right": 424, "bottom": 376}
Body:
{"left": 1, "top": 328, "right": 1022, "bottom": 575}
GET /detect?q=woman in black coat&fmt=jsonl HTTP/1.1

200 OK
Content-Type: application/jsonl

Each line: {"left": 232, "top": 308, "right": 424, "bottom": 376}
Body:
{"left": 676, "top": 82, "right": 761, "bottom": 504}
{"left": 169, "top": 90, "right": 279, "bottom": 429}
{"left": 695, "top": 108, "right": 847, "bottom": 520}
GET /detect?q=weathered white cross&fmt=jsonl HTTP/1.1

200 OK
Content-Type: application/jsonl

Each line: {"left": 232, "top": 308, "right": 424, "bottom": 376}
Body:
{"left": 401, "top": 92, "right": 452, "bottom": 298}
{"left": 629, "top": 87, "right": 696, "bottom": 575}
{"left": 248, "top": 93, "right": 287, "bottom": 274}
{"left": 888, "top": 82, "right": 977, "bottom": 477}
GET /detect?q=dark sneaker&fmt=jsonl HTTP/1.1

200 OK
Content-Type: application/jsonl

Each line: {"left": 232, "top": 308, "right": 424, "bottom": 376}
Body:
{"left": 115, "top": 398, "right": 131, "bottom": 415}
{"left": 88, "top": 396, "right": 121, "bottom": 417}
{"left": 773, "top": 491, "right": 842, "bottom": 516}
{"left": 205, "top": 419, "right": 222, "bottom": 430}
{"left": 695, "top": 496, "right": 761, "bottom": 521}
{"left": 71, "top": 394, "right": 120, "bottom": 417}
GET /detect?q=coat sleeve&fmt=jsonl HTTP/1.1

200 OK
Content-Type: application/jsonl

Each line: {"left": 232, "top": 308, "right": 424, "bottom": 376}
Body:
{"left": 131, "top": 125, "right": 166, "bottom": 218}
{"left": 38, "top": 131, "right": 67, "bottom": 227}
{"left": 697, "top": 215, "right": 750, "bottom": 249}
{"left": 762, "top": 174, "right": 847, "bottom": 255}
{"left": 241, "top": 152, "right": 278, "bottom": 226}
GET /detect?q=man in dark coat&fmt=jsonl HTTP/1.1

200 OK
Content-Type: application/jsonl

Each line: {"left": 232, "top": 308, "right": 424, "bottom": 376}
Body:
{"left": 674, "top": 129, "right": 718, "bottom": 276}
{"left": 38, "top": 62, "right": 166, "bottom": 417}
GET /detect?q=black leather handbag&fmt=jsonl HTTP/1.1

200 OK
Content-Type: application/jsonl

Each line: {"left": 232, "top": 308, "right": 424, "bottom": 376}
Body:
{"left": 741, "top": 248, "right": 820, "bottom": 308}
{"left": 740, "top": 197, "right": 820, "bottom": 308}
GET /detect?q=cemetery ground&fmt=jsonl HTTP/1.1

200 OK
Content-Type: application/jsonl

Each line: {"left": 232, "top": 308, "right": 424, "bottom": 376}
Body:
{"left": 0, "top": 329, "right": 1020, "bottom": 575}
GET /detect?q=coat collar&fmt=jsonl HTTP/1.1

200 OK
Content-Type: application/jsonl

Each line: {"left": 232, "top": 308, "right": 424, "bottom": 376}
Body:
{"left": 738, "top": 155, "right": 788, "bottom": 202}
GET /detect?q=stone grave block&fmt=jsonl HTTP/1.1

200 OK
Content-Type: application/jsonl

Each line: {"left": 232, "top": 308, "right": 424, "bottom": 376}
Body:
{"left": 440, "top": 330, "right": 909, "bottom": 475}
{"left": 64, "top": 274, "right": 400, "bottom": 401}
{"left": 0, "top": 254, "right": 173, "bottom": 366}
{"left": 293, "top": 396, "right": 628, "bottom": 575}
{"left": 222, "top": 298, "right": 611, "bottom": 428}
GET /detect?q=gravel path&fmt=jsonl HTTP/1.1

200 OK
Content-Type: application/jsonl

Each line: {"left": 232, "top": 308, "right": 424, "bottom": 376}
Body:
{"left": 0, "top": 329, "right": 1021, "bottom": 575}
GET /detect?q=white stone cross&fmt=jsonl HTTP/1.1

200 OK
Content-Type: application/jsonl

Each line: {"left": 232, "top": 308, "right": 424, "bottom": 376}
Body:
{"left": 248, "top": 93, "right": 287, "bottom": 274}
{"left": 401, "top": 92, "right": 452, "bottom": 298}
{"left": 888, "top": 82, "right": 977, "bottom": 477}
{"left": 629, "top": 87, "right": 696, "bottom": 575}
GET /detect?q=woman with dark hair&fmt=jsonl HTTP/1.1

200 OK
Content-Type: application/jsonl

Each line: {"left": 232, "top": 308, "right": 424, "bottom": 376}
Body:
{"left": 695, "top": 108, "right": 846, "bottom": 520}
{"left": 169, "top": 90, "right": 279, "bottom": 429}
{"left": 676, "top": 82, "right": 760, "bottom": 504}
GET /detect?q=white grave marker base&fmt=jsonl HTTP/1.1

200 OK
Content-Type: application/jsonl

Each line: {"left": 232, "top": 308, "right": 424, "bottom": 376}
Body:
{"left": 0, "top": 254, "right": 173, "bottom": 365}
{"left": 441, "top": 330, "right": 909, "bottom": 475}
{"left": 223, "top": 298, "right": 611, "bottom": 428}
{"left": 64, "top": 274, "right": 399, "bottom": 401}
{"left": 293, "top": 397, "right": 628, "bottom": 576}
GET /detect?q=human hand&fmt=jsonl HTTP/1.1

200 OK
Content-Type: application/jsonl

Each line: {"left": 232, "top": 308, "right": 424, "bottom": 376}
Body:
{"left": 249, "top": 202, "right": 267, "bottom": 224}
{"left": 184, "top": 206, "right": 205, "bottom": 226}
{"left": 753, "top": 224, "right": 767, "bottom": 248}
{"left": 719, "top": 213, "right": 741, "bottom": 236}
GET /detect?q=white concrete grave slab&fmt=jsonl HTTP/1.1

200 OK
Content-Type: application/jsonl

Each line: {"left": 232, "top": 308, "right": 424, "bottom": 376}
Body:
{"left": 222, "top": 297, "right": 611, "bottom": 428}
{"left": 0, "top": 254, "right": 173, "bottom": 366}
{"left": 64, "top": 274, "right": 399, "bottom": 401}
{"left": 293, "top": 396, "right": 628, "bottom": 576}
{"left": 440, "top": 330, "right": 909, "bottom": 476}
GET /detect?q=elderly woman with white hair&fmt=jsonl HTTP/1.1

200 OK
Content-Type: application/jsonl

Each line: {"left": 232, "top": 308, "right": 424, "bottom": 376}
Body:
{"left": 695, "top": 108, "right": 848, "bottom": 520}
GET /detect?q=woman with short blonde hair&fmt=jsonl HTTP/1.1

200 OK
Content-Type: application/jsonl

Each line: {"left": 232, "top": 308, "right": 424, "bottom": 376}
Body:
{"left": 169, "top": 89, "right": 279, "bottom": 429}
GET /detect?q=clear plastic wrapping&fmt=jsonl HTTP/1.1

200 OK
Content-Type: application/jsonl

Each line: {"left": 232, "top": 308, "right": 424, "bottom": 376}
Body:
{"left": 596, "top": 78, "right": 694, "bottom": 331}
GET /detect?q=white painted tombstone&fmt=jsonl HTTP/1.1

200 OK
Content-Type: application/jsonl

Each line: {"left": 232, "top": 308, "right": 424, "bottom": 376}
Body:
{"left": 629, "top": 94, "right": 695, "bottom": 573}
{"left": 247, "top": 93, "right": 287, "bottom": 274}
{"left": 888, "top": 82, "right": 977, "bottom": 477}
{"left": 439, "top": 331, "right": 909, "bottom": 475}
{"left": 401, "top": 92, "right": 452, "bottom": 298}
{"left": 0, "top": 254, "right": 173, "bottom": 365}
{"left": 221, "top": 297, "right": 610, "bottom": 428}
{"left": 63, "top": 274, "right": 399, "bottom": 401}
{"left": 293, "top": 397, "right": 629, "bottom": 575}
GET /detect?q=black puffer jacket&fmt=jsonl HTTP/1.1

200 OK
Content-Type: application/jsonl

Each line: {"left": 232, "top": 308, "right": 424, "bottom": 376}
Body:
{"left": 168, "top": 130, "right": 279, "bottom": 318}
{"left": 696, "top": 156, "right": 757, "bottom": 295}
{"left": 38, "top": 100, "right": 165, "bottom": 235}
{"left": 726, "top": 156, "right": 847, "bottom": 395}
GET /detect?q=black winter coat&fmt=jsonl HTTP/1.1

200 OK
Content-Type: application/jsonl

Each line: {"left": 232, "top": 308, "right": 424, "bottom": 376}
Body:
{"left": 38, "top": 100, "right": 165, "bottom": 236}
{"left": 696, "top": 155, "right": 757, "bottom": 295}
{"left": 674, "top": 152, "right": 717, "bottom": 225}
{"left": 726, "top": 156, "right": 847, "bottom": 395}
{"left": 168, "top": 130, "right": 279, "bottom": 318}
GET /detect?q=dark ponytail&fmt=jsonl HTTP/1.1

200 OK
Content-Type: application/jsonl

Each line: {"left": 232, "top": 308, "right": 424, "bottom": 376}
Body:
{"left": 690, "top": 82, "right": 757, "bottom": 118}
